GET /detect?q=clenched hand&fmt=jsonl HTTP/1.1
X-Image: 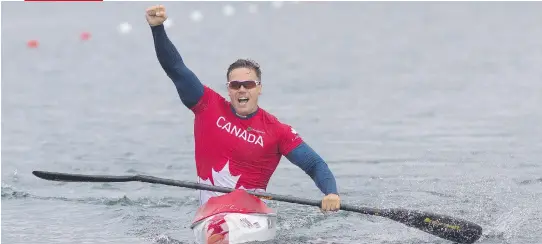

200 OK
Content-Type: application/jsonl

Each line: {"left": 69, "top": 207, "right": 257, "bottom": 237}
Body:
{"left": 321, "top": 193, "right": 340, "bottom": 212}
{"left": 145, "top": 5, "right": 168, "bottom": 26}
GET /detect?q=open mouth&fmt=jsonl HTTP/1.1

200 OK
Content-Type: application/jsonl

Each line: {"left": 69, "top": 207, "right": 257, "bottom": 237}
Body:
{"left": 238, "top": 97, "right": 249, "bottom": 104}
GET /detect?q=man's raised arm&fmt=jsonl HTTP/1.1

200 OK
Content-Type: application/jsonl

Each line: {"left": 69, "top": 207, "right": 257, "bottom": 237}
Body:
{"left": 147, "top": 5, "right": 204, "bottom": 108}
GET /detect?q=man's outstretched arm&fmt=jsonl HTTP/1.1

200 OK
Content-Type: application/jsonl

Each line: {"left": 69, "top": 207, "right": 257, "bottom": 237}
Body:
{"left": 151, "top": 24, "right": 204, "bottom": 108}
{"left": 285, "top": 142, "right": 338, "bottom": 195}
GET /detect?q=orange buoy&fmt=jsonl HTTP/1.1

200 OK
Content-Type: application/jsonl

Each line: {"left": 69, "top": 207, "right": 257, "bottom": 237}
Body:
{"left": 27, "top": 40, "right": 39, "bottom": 48}
{"left": 80, "top": 32, "right": 91, "bottom": 41}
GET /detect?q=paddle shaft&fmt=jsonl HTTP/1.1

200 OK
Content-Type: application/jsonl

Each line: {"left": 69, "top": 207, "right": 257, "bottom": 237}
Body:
{"left": 32, "top": 170, "right": 482, "bottom": 243}
{"left": 31, "top": 171, "right": 374, "bottom": 211}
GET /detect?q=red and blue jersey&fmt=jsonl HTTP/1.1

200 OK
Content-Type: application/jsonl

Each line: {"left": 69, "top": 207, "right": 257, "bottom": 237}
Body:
{"left": 191, "top": 86, "right": 303, "bottom": 204}
{"left": 151, "top": 24, "right": 338, "bottom": 205}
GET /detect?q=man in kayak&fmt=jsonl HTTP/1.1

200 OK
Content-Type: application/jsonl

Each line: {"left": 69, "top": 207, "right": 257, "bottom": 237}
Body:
{"left": 146, "top": 4, "right": 340, "bottom": 243}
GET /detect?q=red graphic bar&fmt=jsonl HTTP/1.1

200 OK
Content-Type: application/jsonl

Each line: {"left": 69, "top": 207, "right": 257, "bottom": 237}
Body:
{"left": 24, "top": 0, "right": 103, "bottom": 1}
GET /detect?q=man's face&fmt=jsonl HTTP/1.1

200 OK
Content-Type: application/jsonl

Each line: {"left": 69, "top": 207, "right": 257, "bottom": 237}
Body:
{"left": 227, "top": 67, "right": 262, "bottom": 117}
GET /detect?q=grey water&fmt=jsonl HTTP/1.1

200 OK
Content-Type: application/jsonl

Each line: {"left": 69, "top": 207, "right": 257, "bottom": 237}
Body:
{"left": 2, "top": 2, "right": 541, "bottom": 244}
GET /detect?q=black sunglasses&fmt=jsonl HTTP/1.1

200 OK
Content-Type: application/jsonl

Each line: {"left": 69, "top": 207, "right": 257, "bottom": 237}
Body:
{"left": 226, "top": 80, "right": 261, "bottom": 90}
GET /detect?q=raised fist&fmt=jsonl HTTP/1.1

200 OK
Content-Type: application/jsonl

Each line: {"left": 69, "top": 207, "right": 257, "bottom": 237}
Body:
{"left": 145, "top": 5, "right": 167, "bottom": 27}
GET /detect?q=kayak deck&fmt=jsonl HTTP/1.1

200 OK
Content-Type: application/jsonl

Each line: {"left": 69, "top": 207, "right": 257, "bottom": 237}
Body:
{"left": 191, "top": 190, "right": 277, "bottom": 244}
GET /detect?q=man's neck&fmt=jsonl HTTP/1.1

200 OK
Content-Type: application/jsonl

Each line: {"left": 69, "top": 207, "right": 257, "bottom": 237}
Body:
{"left": 230, "top": 105, "right": 259, "bottom": 120}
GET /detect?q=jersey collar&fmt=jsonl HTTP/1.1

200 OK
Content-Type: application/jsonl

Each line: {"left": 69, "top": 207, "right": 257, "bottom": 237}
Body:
{"left": 230, "top": 105, "right": 259, "bottom": 120}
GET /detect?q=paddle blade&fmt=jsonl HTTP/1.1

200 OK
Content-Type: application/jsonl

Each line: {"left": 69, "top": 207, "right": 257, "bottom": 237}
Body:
{"left": 32, "top": 171, "right": 135, "bottom": 182}
{"left": 383, "top": 208, "right": 482, "bottom": 244}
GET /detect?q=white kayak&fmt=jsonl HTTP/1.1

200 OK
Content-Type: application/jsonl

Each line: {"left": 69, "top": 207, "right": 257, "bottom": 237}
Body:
{"left": 190, "top": 189, "right": 277, "bottom": 244}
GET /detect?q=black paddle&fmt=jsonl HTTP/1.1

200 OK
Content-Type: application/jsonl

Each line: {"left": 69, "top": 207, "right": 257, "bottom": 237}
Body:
{"left": 32, "top": 170, "right": 482, "bottom": 243}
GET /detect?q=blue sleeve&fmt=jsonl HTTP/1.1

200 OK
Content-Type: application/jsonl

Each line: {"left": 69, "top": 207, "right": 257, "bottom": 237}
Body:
{"left": 151, "top": 24, "right": 204, "bottom": 108}
{"left": 285, "top": 142, "right": 338, "bottom": 195}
